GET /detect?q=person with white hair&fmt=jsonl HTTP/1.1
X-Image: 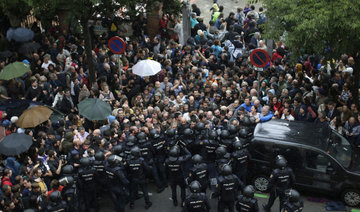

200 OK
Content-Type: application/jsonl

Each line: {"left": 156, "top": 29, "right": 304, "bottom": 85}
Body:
{"left": 256, "top": 105, "right": 274, "bottom": 123}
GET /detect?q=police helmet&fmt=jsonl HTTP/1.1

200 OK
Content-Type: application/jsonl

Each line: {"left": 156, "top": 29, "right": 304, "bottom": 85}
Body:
{"left": 233, "top": 140, "right": 243, "bottom": 150}
{"left": 242, "top": 116, "right": 251, "bottom": 126}
{"left": 239, "top": 128, "right": 248, "bottom": 138}
{"left": 149, "top": 129, "right": 160, "bottom": 139}
{"left": 222, "top": 164, "right": 232, "bottom": 176}
{"left": 287, "top": 189, "right": 300, "bottom": 203}
{"left": 243, "top": 185, "right": 255, "bottom": 198}
{"left": 192, "top": 154, "right": 203, "bottom": 164}
{"left": 215, "top": 146, "right": 227, "bottom": 157}
{"left": 249, "top": 116, "right": 256, "bottom": 125}
{"left": 24, "top": 210, "right": 37, "bottom": 212}
{"left": 108, "top": 154, "right": 123, "bottom": 166}
{"left": 59, "top": 176, "right": 74, "bottom": 186}
{"left": 62, "top": 165, "right": 74, "bottom": 175}
{"left": 209, "top": 130, "right": 218, "bottom": 140}
{"left": 168, "top": 146, "right": 180, "bottom": 162}
{"left": 275, "top": 155, "right": 287, "bottom": 169}
{"left": 183, "top": 128, "right": 193, "bottom": 137}
{"left": 166, "top": 128, "right": 176, "bottom": 137}
{"left": 95, "top": 151, "right": 105, "bottom": 161}
{"left": 228, "top": 125, "right": 237, "bottom": 135}
{"left": 127, "top": 135, "right": 137, "bottom": 145}
{"left": 113, "top": 145, "right": 124, "bottom": 155}
{"left": 137, "top": 132, "right": 147, "bottom": 140}
{"left": 196, "top": 122, "right": 205, "bottom": 131}
{"left": 189, "top": 180, "right": 201, "bottom": 193}
{"left": 220, "top": 130, "right": 230, "bottom": 139}
{"left": 80, "top": 157, "right": 91, "bottom": 167}
{"left": 49, "top": 190, "right": 62, "bottom": 202}
{"left": 131, "top": 146, "right": 141, "bottom": 158}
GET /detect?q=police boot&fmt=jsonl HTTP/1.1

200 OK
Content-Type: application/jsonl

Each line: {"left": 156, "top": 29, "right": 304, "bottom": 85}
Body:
{"left": 173, "top": 199, "right": 178, "bottom": 206}
{"left": 262, "top": 204, "right": 271, "bottom": 212}
{"left": 145, "top": 201, "right": 152, "bottom": 209}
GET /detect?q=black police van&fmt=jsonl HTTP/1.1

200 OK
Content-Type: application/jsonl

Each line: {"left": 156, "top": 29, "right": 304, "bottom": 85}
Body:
{"left": 248, "top": 120, "right": 360, "bottom": 207}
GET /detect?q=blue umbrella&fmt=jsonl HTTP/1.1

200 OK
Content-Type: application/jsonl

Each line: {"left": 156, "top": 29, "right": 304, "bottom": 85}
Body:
{"left": 6, "top": 27, "right": 34, "bottom": 42}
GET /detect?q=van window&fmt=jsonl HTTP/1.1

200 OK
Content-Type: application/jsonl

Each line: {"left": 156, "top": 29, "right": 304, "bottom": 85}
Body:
{"left": 251, "top": 142, "right": 273, "bottom": 161}
{"left": 328, "top": 131, "right": 352, "bottom": 168}
{"left": 274, "top": 145, "right": 303, "bottom": 169}
{"left": 305, "top": 151, "right": 331, "bottom": 173}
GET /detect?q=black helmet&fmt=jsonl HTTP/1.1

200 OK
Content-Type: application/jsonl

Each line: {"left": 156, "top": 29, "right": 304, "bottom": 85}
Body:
{"left": 80, "top": 157, "right": 91, "bottom": 167}
{"left": 189, "top": 180, "right": 201, "bottom": 193}
{"left": 209, "top": 130, "right": 218, "bottom": 140}
{"left": 113, "top": 145, "right": 124, "bottom": 155}
{"left": 220, "top": 130, "right": 230, "bottom": 139}
{"left": 131, "top": 146, "right": 141, "bottom": 158}
{"left": 249, "top": 116, "right": 256, "bottom": 125}
{"left": 243, "top": 185, "right": 255, "bottom": 198}
{"left": 62, "top": 165, "right": 74, "bottom": 175}
{"left": 137, "top": 132, "right": 147, "bottom": 140}
{"left": 127, "top": 135, "right": 137, "bottom": 145}
{"left": 196, "top": 122, "right": 205, "bottom": 131}
{"left": 192, "top": 154, "right": 203, "bottom": 164}
{"left": 95, "top": 151, "right": 105, "bottom": 161}
{"left": 275, "top": 155, "right": 287, "bottom": 169}
{"left": 215, "top": 146, "right": 227, "bottom": 157}
{"left": 239, "top": 128, "right": 248, "bottom": 138}
{"left": 222, "top": 164, "right": 232, "bottom": 176}
{"left": 228, "top": 125, "right": 237, "bottom": 135}
{"left": 183, "top": 128, "right": 193, "bottom": 137}
{"left": 24, "top": 209, "right": 37, "bottom": 212}
{"left": 107, "top": 154, "right": 123, "bottom": 166}
{"left": 49, "top": 190, "right": 62, "bottom": 202}
{"left": 287, "top": 189, "right": 300, "bottom": 203}
{"left": 242, "top": 116, "right": 251, "bottom": 126}
{"left": 168, "top": 146, "right": 180, "bottom": 162}
{"left": 166, "top": 128, "right": 176, "bottom": 137}
{"left": 233, "top": 140, "right": 243, "bottom": 150}
{"left": 59, "top": 176, "right": 74, "bottom": 186}
{"left": 149, "top": 129, "right": 160, "bottom": 139}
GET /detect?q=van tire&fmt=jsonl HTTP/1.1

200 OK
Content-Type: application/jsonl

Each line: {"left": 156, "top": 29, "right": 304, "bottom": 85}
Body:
{"left": 252, "top": 175, "right": 269, "bottom": 192}
{"left": 342, "top": 189, "right": 360, "bottom": 207}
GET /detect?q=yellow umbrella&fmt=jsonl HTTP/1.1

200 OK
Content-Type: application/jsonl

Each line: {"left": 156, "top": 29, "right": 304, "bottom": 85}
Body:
{"left": 16, "top": 105, "right": 53, "bottom": 128}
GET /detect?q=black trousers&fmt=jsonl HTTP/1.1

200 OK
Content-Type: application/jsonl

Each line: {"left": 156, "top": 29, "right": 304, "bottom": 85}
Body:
{"left": 130, "top": 180, "right": 150, "bottom": 204}
{"left": 264, "top": 188, "right": 286, "bottom": 212}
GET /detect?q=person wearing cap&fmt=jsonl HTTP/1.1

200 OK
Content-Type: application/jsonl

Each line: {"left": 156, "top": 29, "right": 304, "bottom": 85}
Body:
{"left": 165, "top": 145, "right": 192, "bottom": 206}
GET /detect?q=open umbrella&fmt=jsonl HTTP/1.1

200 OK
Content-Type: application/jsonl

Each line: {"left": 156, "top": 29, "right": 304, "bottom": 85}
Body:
{"left": 18, "top": 42, "right": 41, "bottom": 55}
{"left": 6, "top": 27, "right": 34, "bottom": 42}
{"left": 46, "top": 106, "right": 65, "bottom": 123}
{"left": 78, "top": 98, "right": 111, "bottom": 120}
{"left": 0, "top": 61, "right": 30, "bottom": 80}
{"left": 0, "top": 50, "right": 13, "bottom": 59}
{"left": 132, "top": 59, "right": 162, "bottom": 77}
{"left": 16, "top": 105, "right": 53, "bottom": 128}
{"left": 0, "top": 133, "right": 32, "bottom": 156}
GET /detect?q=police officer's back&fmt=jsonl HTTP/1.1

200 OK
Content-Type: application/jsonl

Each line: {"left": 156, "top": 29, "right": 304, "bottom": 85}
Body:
{"left": 59, "top": 176, "right": 78, "bottom": 212}
{"left": 47, "top": 190, "right": 67, "bottom": 212}
{"left": 188, "top": 154, "right": 209, "bottom": 193}
{"left": 182, "top": 180, "right": 211, "bottom": 212}
{"left": 236, "top": 185, "right": 259, "bottom": 212}
{"left": 214, "top": 164, "right": 244, "bottom": 212}
{"left": 263, "top": 155, "right": 296, "bottom": 212}
{"left": 281, "top": 189, "right": 303, "bottom": 212}
{"left": 105, "top": 154, "right": 129, "bottom": 212}
{"left": 93, "top": 151, "right": 106, "bottom": 186}
{"left": 77, "top": 157, "right": 98, "bottom": 211}
{"left": 231, "top": 139, "right": 251, "bottom": 184}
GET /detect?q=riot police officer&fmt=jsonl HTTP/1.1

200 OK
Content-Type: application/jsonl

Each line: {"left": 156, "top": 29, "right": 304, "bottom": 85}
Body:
{"left": 202, "top": 129, "right": 219, "bottom": 178}
{"left": 124, "top": 135, "right": 137, "bottom": 159}
{"left": 126, "top": 146, "right": 153, "bottom": 209}
{"left": 59, "top": 176, "right": 78, "bottom": 211}
{"left": 263, "top": 155, "right": 296, "bottom": 212}
{"left": 165, "top": 145, "right": 192, "bottom": 206}
{"left": 188, "top": 154, "right": 209, "bottom": 193}
{"left": 220, "top": 130, "right": 233, "bottom": 151}
{"left": 215, "top": 146, "right": 231, "bottom": 176}
{"left": 182, "top": 180, "right": 211, "bottom": 212}
{"left": 77, "top": 157, "right": 98, "bottom": 212}
{"left": 231, "top": 139, "right": 251, "bottom": 184}
{"left": 149, "top": 128, "right": 168, "bottom": 189}
{"left": 105, "top": 154, "right": 129, "bottom": 212}
{"left": 213, "top": 164, "right": 244, "bottom": 212}
{"left": 47, "top": 190, "right": 67, "bottom": 212}
{"left": 138, "top": 131, "right": 165, "bottom": 193}
{"left": 238, "top": 128, "right": 251, "bottom": 149}
{"left": 236, "top": 185, "right": 259, "bottom": 212}
{"left": 113, "top": 144, "right": 125, "bottom": 157}
{"left": 93, "top": 151, "right": 106, "bottom": 190}
{"left": 281, "top": 189, "right": 303, "bottom": 212}
{"left": 181, "top": 128, "right": 196, "bottom": 176}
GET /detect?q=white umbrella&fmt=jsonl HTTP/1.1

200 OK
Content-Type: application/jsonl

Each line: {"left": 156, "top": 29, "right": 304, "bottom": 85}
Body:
{"left": 132, "top": 59, "right": 162, "bottom": 77}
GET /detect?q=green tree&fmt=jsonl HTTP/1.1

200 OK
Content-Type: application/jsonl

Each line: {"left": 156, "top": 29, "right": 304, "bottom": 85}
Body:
{"left": 263, "top": 0, "right": 360, "bottom": 105}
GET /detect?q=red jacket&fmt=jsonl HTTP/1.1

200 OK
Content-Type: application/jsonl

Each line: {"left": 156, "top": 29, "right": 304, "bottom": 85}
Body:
{"left": 2, "top": 177, "right": 13, "bottom": 187}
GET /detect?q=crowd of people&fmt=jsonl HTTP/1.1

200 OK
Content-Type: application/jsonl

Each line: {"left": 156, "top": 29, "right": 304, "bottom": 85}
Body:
{"left": 0, "top": 0, "right": 357, "bottom": 211}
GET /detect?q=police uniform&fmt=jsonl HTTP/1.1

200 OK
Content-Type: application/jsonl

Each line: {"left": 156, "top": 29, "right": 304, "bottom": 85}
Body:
{"left": 231, "top": 148, "right": 251, "bottom": 184}
{"left": 188, "top": 163, "right": 209, "bottom": 193}
{"left": 281, "top": 201, "right": 303, "bottom": 212}
{"left": 151, "top": 132, "right": 168, "bottom": 188}
{"left": 165, "top": 146, "right": 192, "bottom": 205}
{"left": 182, "top": 192, "right": 211, "bottom": 212}
{"left": 236, "top": 195, "right": 259, "bottom": 212}
{"left": 78, "top": 161, "right": 98, "bottom": 211}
